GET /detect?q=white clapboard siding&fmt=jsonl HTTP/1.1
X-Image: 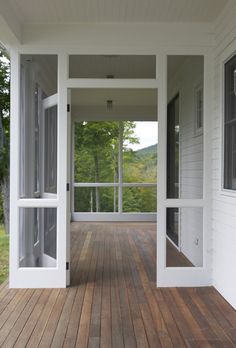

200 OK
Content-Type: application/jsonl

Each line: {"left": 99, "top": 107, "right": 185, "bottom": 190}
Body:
{"left": 212, "top": 0, "right": 236, "bottom": 309}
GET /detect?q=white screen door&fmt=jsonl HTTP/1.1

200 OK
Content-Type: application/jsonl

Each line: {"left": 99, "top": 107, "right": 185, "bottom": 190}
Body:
{"left": 42, "top": 94, "right": 58, "bottom": 198}
{"left": 11, "top": 90, "right": 67, "bottom": 288}
{"left": 40, "top": 95, "right": 58, "bottom": 268}
{"left": 157, "top": 54, "right": 211, "bottom": 287}
{"left": 10, "top": 53, "right": 69, "bottom": 289}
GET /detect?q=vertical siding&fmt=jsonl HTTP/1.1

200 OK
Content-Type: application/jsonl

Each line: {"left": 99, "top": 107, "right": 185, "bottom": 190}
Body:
{"left": 212, "top": 0, "right": 236, "bottom": 309}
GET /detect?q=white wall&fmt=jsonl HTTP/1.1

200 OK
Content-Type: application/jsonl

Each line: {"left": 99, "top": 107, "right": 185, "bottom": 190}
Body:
{"left": 212, "top": 0, "right": 236, "bottom": 310}
{"left": 168, "top": 56, "right": 204, "bottom": 266}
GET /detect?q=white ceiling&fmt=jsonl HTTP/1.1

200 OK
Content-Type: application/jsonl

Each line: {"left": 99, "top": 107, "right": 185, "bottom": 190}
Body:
{"left": 9, "top": 0, "right": 228, "bottom": 24}
{"left": 69, "top": 55, "right": 156, "bottom": 79}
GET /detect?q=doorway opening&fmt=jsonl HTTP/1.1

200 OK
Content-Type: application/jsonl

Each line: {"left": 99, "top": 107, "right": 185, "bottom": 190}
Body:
{"left": 71, "top": 88, "right": 158, "bottom": 222}
{"left": 69, "top": 87, "right": 158, "bottom": 284}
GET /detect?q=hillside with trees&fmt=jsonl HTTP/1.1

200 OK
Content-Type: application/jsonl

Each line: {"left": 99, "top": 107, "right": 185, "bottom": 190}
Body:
{"left": 74, "top": 121, "right": 157, "bottom": 213}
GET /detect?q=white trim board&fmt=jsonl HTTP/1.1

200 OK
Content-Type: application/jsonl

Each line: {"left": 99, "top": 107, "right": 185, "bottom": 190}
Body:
{"left": 72, "top": 213, "right": 157, "bottom": 222}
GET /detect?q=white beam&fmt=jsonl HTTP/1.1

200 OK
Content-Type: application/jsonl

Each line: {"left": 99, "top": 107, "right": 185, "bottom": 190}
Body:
{"left": 67, "top": 78, "right": 158, "bottom": 89}
{"left": 72, "top": 213, "right": 157, "bottom": 222}
{"left": 0, "top": 0, "right": 21, "bottom": 46}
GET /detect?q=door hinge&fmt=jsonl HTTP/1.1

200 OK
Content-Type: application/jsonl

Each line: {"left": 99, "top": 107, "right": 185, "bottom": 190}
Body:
{"left": 67, "top": 104, "right": 70, "bottom": 112}
{"left": 66, "top": 183, "right": 70, "bottom": 191}
{"left": 66, "top": 262, "right": 70, "bottom": 270}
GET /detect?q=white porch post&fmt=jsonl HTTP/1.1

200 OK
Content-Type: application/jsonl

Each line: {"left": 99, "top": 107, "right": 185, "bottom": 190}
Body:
{"left": 9, "top": 49, "right": 20, "bottom": 287}
{"left": 157, "top": 52, "right": 167, "bottom": 286}
{"left": 66, "top": 89, "right": 71, "bottom": 286}
{"left": 57, "top": 52, "right": 68, "bottom": 285}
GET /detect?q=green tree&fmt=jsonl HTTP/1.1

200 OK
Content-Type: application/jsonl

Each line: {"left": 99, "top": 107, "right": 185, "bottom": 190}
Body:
{"left": 0, "top": 49, "right": 10, "bottom": 233}
{"left": 74, "top": 121, "right": 138, "bottom": 212}
{"left": 75, "top": 121, "right": 120, "bottom": 212}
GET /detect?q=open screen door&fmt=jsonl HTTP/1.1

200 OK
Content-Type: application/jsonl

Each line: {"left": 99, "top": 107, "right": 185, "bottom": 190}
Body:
{"left": 40, "top": 94, "right": 58, "bottom": 268}
{"left": 11, "top": 92, "right": 67, "bottom": 288}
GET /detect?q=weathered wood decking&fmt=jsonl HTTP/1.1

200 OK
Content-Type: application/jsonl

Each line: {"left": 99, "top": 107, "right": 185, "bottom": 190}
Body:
{"left": 0, "top": 222, "right": 236, "bottom": 347}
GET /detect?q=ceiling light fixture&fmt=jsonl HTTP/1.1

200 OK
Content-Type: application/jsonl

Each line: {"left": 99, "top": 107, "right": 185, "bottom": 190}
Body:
{"left": 107, "top": 100, "right": 113, "bottom": 110}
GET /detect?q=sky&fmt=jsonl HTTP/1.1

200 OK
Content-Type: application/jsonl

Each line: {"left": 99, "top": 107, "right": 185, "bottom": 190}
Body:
{"left": 130, "top": 121, "right": 158, "bottom": 151}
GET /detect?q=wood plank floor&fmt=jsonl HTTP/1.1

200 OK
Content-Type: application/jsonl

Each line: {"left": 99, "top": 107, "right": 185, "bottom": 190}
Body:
{"left": 166, "top": 240, "right": 193, "bottom": 267}
{"left": 0, "top": 222, "right": 236, "bottom": 347}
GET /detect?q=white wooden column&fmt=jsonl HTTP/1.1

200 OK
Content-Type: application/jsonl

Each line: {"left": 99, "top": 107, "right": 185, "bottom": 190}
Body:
{"left": 57, "top": 52, "right": 68, "bottom": 285}
{"left": 9, "top": 49, "right": 20, "bottom": 287}
{"left": 66, "top": 88, "right": 71, "bottom": 286}
{"left": 157, "top": 52, "right": 167, "bottom": 285}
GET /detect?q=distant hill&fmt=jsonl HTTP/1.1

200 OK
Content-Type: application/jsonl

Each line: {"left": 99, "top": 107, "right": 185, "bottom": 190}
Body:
{"left": 135, "top": 144, "right": 158, "bottom": 157}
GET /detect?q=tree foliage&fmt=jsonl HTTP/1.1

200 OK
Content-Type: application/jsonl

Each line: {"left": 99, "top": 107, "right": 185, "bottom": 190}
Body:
{"left": 0, "top": 50, "right": 10, "bottom": 182}
{"left": 0, "top": 49, "right": 10, "bottom": 231}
